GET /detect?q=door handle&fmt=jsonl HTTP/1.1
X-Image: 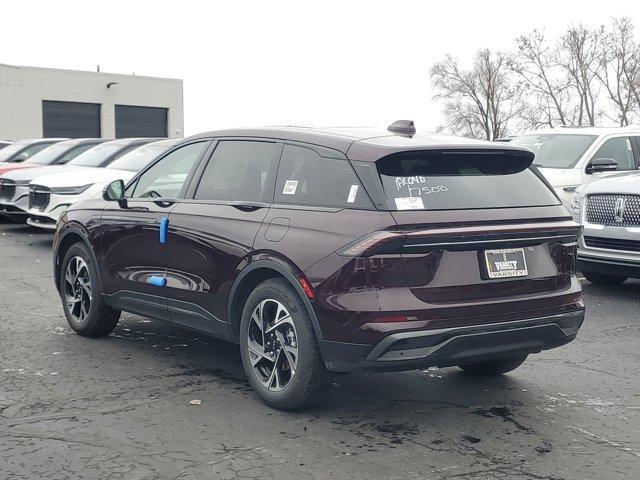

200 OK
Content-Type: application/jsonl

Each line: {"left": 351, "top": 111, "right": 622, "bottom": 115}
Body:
{"left": 230, "top": 201, "right": 269, "bottom": 211}
{"left": 153, "top": 198, "right": 178, "bottom": 207}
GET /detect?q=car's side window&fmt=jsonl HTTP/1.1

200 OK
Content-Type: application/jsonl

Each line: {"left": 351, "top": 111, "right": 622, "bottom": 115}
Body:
{"left": 591, "top": 137, "right": 636, "bottom": 171}
{"left": 275, "top": 144, "right": 373, "bottom": 209}
{"left": 194, "top": 140, "right": 282, "bottom": 202}
{"left": 129, "top": 142, "right": 207, "bottom": 199}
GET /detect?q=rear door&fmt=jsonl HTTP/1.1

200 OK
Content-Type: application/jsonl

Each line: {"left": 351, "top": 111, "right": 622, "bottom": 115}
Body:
{"left": 97, "top": 140, "right": 210, "bottom": 320}
{"left": 165, "top": 139, "right": 283, "bottom": 337}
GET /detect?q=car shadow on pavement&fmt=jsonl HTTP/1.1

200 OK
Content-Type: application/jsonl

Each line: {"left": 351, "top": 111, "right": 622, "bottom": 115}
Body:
{"left": 103, "top": 313, "right": 541, "bottom": 443}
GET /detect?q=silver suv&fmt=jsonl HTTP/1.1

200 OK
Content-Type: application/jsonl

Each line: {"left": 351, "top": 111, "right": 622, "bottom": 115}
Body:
{"left": 572, "top": 174, "right": 640, "bottom": 284}
{"left": 511, "top": 127, "right": 640, "bottom": 206}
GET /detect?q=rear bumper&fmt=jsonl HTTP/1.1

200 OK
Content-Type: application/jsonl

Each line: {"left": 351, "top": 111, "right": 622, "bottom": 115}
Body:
{"left": 319, "top": 309, "right": 584, "bottom": 373}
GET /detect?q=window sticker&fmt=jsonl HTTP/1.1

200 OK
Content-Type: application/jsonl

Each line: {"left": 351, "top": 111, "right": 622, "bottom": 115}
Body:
{"left": 283, "top": 180, "right": 298, "bottom": 195}
{"left": 395, "top": 197, "right": 424, "bottom": 210}
{"left": 347, "top": 184, "right": 358, "bottom": 203}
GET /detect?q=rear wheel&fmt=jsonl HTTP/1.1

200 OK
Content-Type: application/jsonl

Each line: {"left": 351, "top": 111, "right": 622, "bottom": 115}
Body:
{"left": 59, "top": 242, "right": 120, "bottom": 337}
{"left": 458, "top": 355, "right": 528, "bottom": 376}
{"left": 582, "top": 270, "right": 627, "bottom": 286}
{"left": 239, "top": 278, "right": 332, "bottom": 410}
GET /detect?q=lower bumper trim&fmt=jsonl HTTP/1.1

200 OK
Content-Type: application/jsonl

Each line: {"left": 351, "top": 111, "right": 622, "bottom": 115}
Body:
{"left": 578, "top": 255, "right": 640, "bottom": 279}
{"left": 320, "top": 310, "right": 584, "bottom": 373}
{"left": 0, "top": 204, "right": 27, "bottom": 216}
{"left": 26, "top": 215, "right": 57, "bottom": 230}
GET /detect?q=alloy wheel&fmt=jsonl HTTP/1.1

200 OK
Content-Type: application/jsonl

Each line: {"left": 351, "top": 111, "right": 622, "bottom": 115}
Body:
{"left": 247, "top": 299, "right": 298, "bottom": 392}
{"left": 64, "top": 256, "right": 92, "bottom": 324}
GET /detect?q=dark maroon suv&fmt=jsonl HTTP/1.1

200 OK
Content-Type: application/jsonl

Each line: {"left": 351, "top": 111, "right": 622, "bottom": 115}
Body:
{"left": 53, "top": 123, "right": 585, "bottom": 409}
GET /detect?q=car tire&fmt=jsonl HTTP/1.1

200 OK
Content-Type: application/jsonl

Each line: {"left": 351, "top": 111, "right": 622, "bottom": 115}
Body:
{"left": 239, "top": 278, "right": 332, "bottom": 410}
{"left": 59, "top": 242, "right": 120, "bottom": 337}
{"left": 582, "top": 270, "right": 627, "bottom": 286}
{"left": 458, "top": 355, "right": 528, "bottom": 376}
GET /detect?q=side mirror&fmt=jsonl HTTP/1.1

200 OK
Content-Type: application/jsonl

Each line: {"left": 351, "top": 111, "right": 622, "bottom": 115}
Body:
{"left": 586, "top": 157, "right": 618, "bottom": 174}
{"left": 103, "top": 180, "right": 127, "bottom": 206}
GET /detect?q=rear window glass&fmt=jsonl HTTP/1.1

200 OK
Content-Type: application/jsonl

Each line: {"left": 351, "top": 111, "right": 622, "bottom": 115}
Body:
{"left": 377, "top": 150, "right": 559, "bottom": 210}
{"left": 275, "top": 144, "right": 372, "bottom": 209}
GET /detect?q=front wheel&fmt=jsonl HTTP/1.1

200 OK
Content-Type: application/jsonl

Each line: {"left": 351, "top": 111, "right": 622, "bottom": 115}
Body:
{"left": 582, "top": 270, "right": 627, "bottom": 286}
{"left": 59, "top": 242, "right": 121, "bottom": 337}
{"left": 239, "top": 278, "right": 332, "bottom": 410}
{"left": 458, "top": 355, "right": 528, "bottom": 376}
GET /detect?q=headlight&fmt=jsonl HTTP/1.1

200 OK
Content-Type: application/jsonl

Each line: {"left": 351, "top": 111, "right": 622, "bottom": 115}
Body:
{"left": 570, "top": 190, "right": 584, "bottom": 221}
{"left": 49, "top": 184, "right": 92, "bottom": 195}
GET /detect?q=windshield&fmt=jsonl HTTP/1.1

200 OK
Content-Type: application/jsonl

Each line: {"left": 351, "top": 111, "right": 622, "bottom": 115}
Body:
{"left": 68, "top": 143, "right": 124, "bottom": 167}
{"left": 0, "top": 140, "right": 32, "bottom": 162}
{"left": 107, "top": 143, "right": 170, "bottom": 172}
{"left": 511, "top": 134, "right": 597, "bottom": 169}
{"left": 24, "top": 143, "right": 71, "bottom": 165}
{"left": 376, "top": 150, "right": 559, "bottom": 210}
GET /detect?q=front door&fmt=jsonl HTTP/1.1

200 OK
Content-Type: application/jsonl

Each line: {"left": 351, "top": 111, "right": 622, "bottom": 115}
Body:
{"left": 585, "top": 136, "right": 640, "bottom": 184}
{"left": 165, "top": 139, "right": 283, "bottom": 337}
{"left": 97, "top": 140, "right": 210, "bottom": 320}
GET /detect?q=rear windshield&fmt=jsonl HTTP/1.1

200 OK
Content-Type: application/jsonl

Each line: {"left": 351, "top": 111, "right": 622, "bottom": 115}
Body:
{"left": 510, "top": 134, "right": 597, "bottom": 169}
{"left": 376, "top": 150, "right": 560, "bottom": 210}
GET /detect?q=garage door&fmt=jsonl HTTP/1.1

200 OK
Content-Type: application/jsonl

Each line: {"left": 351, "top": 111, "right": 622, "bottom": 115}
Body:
{"left": 42, "top": 101, "right": 101, "bottom": 138}
{"left": 115, "top": 105, "right": 168, "bottom": 138}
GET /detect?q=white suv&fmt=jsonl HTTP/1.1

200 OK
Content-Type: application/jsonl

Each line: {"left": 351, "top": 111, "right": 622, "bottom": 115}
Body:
{"left": 511, "top": 127, "right": 640, "bottom": 206}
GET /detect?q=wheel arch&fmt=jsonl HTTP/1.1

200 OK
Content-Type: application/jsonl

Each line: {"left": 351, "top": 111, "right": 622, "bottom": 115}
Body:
{"left": 226, "top": 260, "right": 323, "bottom": 343}
{"left": 53, "top": 224, "right": 100, "bottom": 292}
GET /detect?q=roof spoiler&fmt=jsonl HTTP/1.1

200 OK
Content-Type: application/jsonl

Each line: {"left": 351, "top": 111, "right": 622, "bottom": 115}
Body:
{"left": 388, "top": 120, "right": 416, "bottom": 137}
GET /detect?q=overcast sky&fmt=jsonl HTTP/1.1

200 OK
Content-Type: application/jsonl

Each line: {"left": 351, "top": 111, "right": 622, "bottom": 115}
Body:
{"left": 1, "top": 0, "right": 637, "bottom": 136}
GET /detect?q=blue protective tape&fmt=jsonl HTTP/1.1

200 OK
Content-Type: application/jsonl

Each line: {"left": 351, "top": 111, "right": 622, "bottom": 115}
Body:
{"left": 147, "top": 276, "right": 167, "bottom": 287}
{"left": 160, "top": 217, "right": 169, "bottom": 244}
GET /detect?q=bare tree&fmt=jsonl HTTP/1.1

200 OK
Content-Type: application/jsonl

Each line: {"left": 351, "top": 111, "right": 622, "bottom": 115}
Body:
{"left": 557, "top": 25, "right": 605, "bottom": 126}
{"left": 597, "top": 17, "right": 640, "bottom": 125}
{"left": 431, "top": 17, "right": 640, "bottom": 136}
{"left": 431, "top": 49, "right": 523, "bottom": 140}
{"left": 512, "top": 30, "right": 572, "bottom": 127}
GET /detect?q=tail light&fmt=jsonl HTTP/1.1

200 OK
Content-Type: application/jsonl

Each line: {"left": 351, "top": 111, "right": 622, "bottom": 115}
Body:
{"left": 337, "top": 231, "right": 402, "bottom": 257}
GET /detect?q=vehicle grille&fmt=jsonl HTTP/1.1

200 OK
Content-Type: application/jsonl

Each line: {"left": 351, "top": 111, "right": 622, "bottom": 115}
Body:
{"left": 28, "top": 185, "right": 50, "bottom": 211}
{"left": 0, "top": 180, "right": 15, "bottom": 201}
{"left": 583, "top": 236, "right": 640, "bottom": 252}
{"left": 585, "top": 194, "right": 640, "bottom": 227}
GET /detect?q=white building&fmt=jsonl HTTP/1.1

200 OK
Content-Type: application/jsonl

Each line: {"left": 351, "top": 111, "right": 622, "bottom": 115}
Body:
{"left": 0, "top": 63, "right": 183, "bottom": 141}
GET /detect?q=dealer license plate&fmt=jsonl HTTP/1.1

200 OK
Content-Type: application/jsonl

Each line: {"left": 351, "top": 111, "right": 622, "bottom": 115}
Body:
{"left": 484, "top": 248, "right": 528, "bottom": 279}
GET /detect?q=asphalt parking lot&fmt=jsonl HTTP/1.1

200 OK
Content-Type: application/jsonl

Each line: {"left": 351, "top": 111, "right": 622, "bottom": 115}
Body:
{"left": 0, "top": 220, "right": 639, "bottom": 480}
